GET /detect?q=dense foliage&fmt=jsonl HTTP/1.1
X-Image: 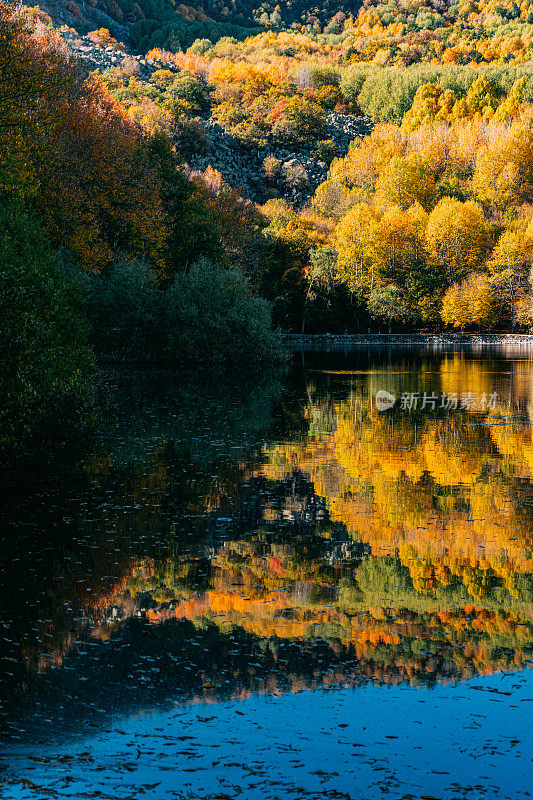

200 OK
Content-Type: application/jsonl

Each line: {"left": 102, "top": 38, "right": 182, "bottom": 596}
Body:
{"left": 85, "top": 257, "right": 281, "bottom": 364}
{"left": 0, "top": 199, "right": 95, "bottom": 471}
{"left": 44, "top": 0, "right": 533, "bottom": 63}
{"left": 67, "top": 6, "right": 533, "bottom": 332}
{"left": 5, "top": 0, "right": 533, "bottom": 379}
{"left": 0, "top": 3, "right": 280, "bottom": 345}
{"left": 120, "top": 56, "right": 533, "bottom": 329}
{"left": 0, "top": 3, "right": 285, "bottom": 473}
{"left": 317, "top": 109, "right": 533, "bottom": 328}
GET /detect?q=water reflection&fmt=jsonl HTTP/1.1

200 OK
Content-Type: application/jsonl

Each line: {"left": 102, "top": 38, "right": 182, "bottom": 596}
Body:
{"left": 1, "top": 353, "right": 533, "bottom": 780}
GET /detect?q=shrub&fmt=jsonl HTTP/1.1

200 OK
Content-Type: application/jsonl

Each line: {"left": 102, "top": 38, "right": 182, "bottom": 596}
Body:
{"left": 174, "top": 117, "right": 209, "bottom": 154}
{"left": 263, "top": 155, "right": 282, "bottom": 181}
{"left": 312, "top": 139, "right": 340, "bottom": 164}
{"left": 310, "top": 65, "right": 340, "bottom": 89}
{"left": 120, "top": 56, "right": 141, "bottom": 77}
{"left": 84, "top": 257, "right": 281, "bottom": 367}
{"left": 188, "top": 38, "right": 212, "bottom": 55}
{"left": 282, "top": 162, "right": 309, "bottom": 189}
{"left": 88, "top": 257, "right": 163, "bottom": 358}
{"left": 164, "top": 259, "right": 281, "bottom": 366}
{"left": 166, "top": 73, "right": 211, "bottom": 117}
{"left": 87, "top": 27, "right": 120, "bottom": 48}
{"left": 271, "top": 97, "right": 327, "bottom": 146}
{"left": 128, "top": 97, "right": 174, "bottom": 136}
{"left": 151, "top": 69, "right": 177, "bottom": 88}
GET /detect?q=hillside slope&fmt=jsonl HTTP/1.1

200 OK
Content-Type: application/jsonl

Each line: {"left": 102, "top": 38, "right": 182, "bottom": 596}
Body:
{"left": 37, "top": 0, "right": 364, "bottom": 50}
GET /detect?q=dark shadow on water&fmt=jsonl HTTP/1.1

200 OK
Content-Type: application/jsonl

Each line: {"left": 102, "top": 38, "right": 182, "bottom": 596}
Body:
{"left": 1, "top": 353, "right": 533, "bottom": 764}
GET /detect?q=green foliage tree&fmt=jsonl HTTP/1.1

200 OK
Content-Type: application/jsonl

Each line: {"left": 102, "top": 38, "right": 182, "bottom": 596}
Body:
{"left": 300, "top": 247, "right": 337, "bottom": 334}
{"left": 165, "top": 259, "right": 281, "bottom": 366}
{"left": 272, "top": 97, "right": 327, "bottom": 146}
{"left": 164, "top": 72, "right": 211, "bottom": 117}
{"left": 88, "top": 257, "right": 162, "bottom": 358}
{"left": 148, "top": 135, "right": 222, "bottom": 275}
{"left": 0, "top": 198, "right": 95, "bottom": 473}
{"left": 368, "top": 284, "right": 407, "bottom": 331}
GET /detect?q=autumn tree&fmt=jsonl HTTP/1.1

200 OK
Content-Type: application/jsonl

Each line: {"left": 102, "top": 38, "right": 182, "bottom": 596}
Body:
{"left": 402, "top": 83, "right": 457, "bottom": 130}
{"left": 0, "top": 5, "right": 167, "bottom": 271}
{"left": 374, "top": 153, "right": 436, "bottom": 210}
{"left": 426, "top": 198, "right": 492, "bottom": 285}
{"left": 38, "top": 77, "right": 167, "bottom": 271}
{"left": 0, "top": 4, "right": 76, "bottom": 197}
{"left": 463, "top": 76, "right": 500, "bottom": 119}
{"left": 330, "top": 124, "right": 405, "bottom": 198}
{"left": 493, "top": 78, "right": 525, "bottom": 122}
{"left": 474, "top": 124, "right": 533, "bottom": 210}
{"left": 365, "top": 203, "right": 442, "bottom": 319}
{"left": 335, "top": 202, "right": 376, "bottom": 293}
{"left": 488, "top": 226, "right": 533, "bottom": 329}
{"left": 441, "top": 273, "right": 498, "bottom": 329}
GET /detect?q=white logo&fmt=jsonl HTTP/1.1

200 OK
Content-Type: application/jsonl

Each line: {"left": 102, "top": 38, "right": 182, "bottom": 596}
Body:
{"left": 376, "top": 390, "right": 396, "bottom": 411}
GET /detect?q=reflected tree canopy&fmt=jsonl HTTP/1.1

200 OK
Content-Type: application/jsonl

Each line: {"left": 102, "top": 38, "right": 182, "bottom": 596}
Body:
{"left": 1, "top": 354, "right": 532, "bottom": 747}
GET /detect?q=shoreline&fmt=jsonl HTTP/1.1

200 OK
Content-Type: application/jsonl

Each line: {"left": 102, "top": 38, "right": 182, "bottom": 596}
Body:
{"left": 282, "top": 333, "right": 533, "bottom": 350}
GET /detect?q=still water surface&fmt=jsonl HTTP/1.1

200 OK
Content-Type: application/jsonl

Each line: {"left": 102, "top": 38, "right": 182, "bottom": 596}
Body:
{"left": 1, "top": 349, "right": 532, "bottom": 799}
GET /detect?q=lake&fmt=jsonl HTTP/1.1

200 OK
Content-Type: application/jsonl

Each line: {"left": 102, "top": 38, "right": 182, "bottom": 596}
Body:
{"left": 1, "top": 348, "right": 532, "bottom": 799}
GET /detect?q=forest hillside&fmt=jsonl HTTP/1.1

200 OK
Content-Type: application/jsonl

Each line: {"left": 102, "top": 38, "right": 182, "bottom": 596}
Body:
{"left": 3, "top": 0, "right": 533, "bottom": 473}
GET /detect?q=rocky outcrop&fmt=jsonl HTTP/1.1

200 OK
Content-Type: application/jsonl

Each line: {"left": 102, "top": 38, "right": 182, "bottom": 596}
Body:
{"left": 38, "top": 0, "right": 130, "bottom": 39}
{"left": 59, "top": 29, "right": 176, "bottom": 77}
{"left": 188, "top": 112, "right": 373, "bottom": 207}
{"left": 58, "top": 31, "right": 373, "bottom": 208}
{"left": 326, "top": 110, "right": 373, "bottom": 150}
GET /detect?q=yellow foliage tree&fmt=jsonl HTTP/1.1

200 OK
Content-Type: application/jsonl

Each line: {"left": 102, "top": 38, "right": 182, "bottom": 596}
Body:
{"left": 374, "top": 153, "right": 436, "bottom": 210}
{"left": 463, "top": 76, "right": 500, "bottom": 119}
{"left": 329, "top": 124, "right": 405, "bottom": 197}
{"left": 402, "top": 83, "right": 458, "bottom": 131}
{"left": 493, "top": 77, "right": 526, "bottom": 122}
{"left": 426, "top": 197, "right": 492, "bottom": 284}
{"left": 334, "top": 202, "right": 376, "bottom": 292}
{"left": 365, "top": 204, "right": 428, "bottom": 282}
{"left": 442, "top": 272, "right": 498, "bottom": 328}
{"left": 488, "top": 226, "right": 533, "bottom": 328}
{"left": 474, "top": 124, "right": 533, "bottom": 209}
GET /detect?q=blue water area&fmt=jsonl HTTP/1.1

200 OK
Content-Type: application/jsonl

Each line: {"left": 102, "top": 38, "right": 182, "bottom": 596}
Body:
{"left": 2, "top": 670, "right": 533, "bottom": 799}
{"left": 1, "top": 353, "right": 533, "bottom": 800}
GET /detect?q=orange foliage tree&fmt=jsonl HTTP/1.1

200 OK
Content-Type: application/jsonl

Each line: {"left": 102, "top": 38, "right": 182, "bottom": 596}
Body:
{"left": 0, "top": 3, "right": 165, "bottom": 271}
